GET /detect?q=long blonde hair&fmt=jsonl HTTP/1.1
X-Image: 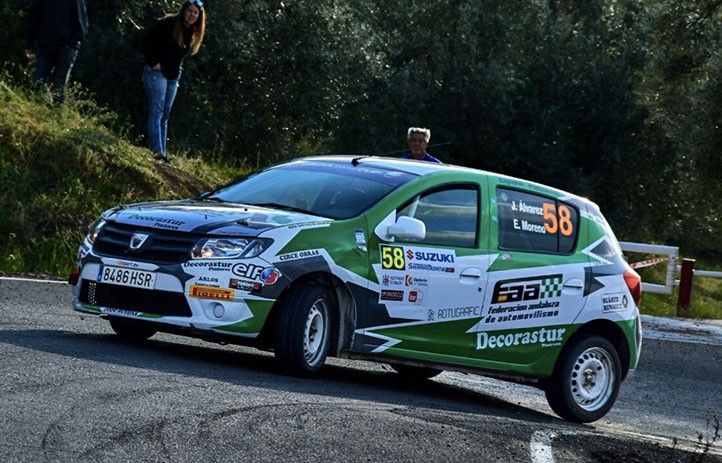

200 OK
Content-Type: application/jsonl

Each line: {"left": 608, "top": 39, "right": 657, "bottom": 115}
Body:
{"left": 171, "top": 1, "right": 206, "bottom": 55}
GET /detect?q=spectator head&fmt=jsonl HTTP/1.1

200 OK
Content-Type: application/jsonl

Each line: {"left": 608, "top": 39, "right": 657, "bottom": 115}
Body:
{"left": 407, "top": 127, "right": 431, "bottom": 143}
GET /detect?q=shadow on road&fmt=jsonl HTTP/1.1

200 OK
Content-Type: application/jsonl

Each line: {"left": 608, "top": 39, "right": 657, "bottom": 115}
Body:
{"left": 0, "top": 327, "right": 560, "bottom": 425}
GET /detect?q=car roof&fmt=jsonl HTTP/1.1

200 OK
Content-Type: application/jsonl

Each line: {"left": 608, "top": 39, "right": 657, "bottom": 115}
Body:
{"left": 295, "top": 155, "right": 593, "bottom": 206}
{"left": 298, "top": 155, "right": 483, "bottom": 176}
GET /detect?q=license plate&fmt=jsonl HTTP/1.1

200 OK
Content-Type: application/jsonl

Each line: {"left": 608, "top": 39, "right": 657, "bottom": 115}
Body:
{"left": 97, "top": 265, "right": 156, "bottom": 290}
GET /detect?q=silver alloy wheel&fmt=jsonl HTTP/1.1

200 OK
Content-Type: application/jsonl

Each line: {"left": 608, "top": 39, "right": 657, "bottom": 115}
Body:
{"left": 303, "top": 299, "right": 327, "bottom": 366}
{"left": 569, "top": 347, "right": 615, "bottom": 411}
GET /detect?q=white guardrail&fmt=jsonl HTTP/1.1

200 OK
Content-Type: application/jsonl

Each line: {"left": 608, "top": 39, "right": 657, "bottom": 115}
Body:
{"left": 619, "top": 241, "right": 722, "bottom": 299}
{"left": 619, "top": 241, "right": 678, "bottom": 295}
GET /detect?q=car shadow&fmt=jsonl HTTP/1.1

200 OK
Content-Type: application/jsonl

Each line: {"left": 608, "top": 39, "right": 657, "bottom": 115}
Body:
{"left": 0, "top": 327, "right": 568, "bottom": 426}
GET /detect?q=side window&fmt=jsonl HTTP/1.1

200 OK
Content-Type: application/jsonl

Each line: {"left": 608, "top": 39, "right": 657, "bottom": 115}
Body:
{"left": 398, "top": 186, "right": 479, "bottom": 248}
{"left": 497, "top": 187, "right": 578, "bottom": 254}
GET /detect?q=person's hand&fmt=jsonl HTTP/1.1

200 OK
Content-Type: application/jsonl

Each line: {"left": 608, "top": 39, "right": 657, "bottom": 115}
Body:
{"left": 152, "top": 63, "right": 161, "bottom": 71}
{"left": 24, "top": 49, "right": 34, "bottom": 59}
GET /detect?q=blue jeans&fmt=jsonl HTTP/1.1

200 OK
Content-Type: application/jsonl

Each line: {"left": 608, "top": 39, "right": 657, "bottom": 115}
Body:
{"left": 33, "top": 46, "right": 79, "bottom": 105}
{"left": 142, "top": 65, "right": 179, "bottom": 155}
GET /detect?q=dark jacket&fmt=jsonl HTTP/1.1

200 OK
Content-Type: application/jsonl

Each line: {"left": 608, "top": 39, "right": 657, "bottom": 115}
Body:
{"left": 25, "top": 0, "right": 89, "bottom": 53}
{"left": 141, "top": 16, "right": 194, "bottom": 80}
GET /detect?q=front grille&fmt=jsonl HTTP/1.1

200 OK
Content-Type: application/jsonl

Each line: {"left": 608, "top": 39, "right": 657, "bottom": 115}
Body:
{"left": 93, "top": 222, "right": 197, "bottom": 264}
{"left": 79, "top": 280, "right": 192, "bottom": 317}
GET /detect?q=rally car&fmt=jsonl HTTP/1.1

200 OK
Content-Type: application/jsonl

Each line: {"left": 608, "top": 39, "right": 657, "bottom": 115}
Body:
{"left": 69, "top": 155, "right": 642, "bottom": 423}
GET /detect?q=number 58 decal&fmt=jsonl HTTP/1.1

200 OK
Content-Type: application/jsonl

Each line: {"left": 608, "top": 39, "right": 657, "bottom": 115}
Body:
{"left": 380, "top": 245, "right": 406, "bottom": 270}
{"left": 543, "top": 203, "right": 573, "bottom": 236}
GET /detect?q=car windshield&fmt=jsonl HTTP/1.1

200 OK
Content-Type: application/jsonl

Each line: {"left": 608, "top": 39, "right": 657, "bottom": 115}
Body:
{"left": 207, "top": 160, "right": 417, "bottom": 219}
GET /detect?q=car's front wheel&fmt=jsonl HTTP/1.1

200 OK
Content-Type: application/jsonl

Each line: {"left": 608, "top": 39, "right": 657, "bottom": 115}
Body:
{"left": 545, "top": 334, "right": 622, "bottom": 423}
{"left": 273, "top": 284, "right": 334, "bottom": 376}
{"left": 108, "top": 317, "right": 157, "bottom": 341}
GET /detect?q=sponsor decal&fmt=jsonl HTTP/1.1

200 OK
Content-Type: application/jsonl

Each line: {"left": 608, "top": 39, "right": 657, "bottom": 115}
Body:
{"left": 183, "top": 261, "right": 234, "bottom": 272}
{"left": 381, "top": 274, "right": 405, "bottom": 287}
{"left": 406, "top": 249, "right": 455, "bottom": 263}
{"left": 602, "top": 292, "right": 628, "bottom": 312}
{"left": 198, "top": 276, "right": 219, "bottom": 283}
{"left": 491, "top": 274, "right": 563, "bottom": 304}
{"left": 355, "top": 229, "right": 367, "bottom": 252}
{"left": 408, "top": 290, "right": 424, "bottom": 303}
{"left": 485, "top": 274, "right": 562, "bottom": 323}
{"left": 476, "top": 327, "right": 566, "bottom": 350}
{"left": 407, "top": 262, "right": 454, "bottom": 273}
{"left": 277, "top": 249, "right": 321, "bottom": 261}
{"left": 226, "top": 266, "right": 280, "bottom": 288}
{"left": 113, "top": 259, "right": 141, "bottom": 268}
{"left": 484, "top": 309, "right": 559, "bottom": 324}
{"left": 380, "top": 245, "right": 455, "bottom": 273}
{"left": 229, "top": 278, "right": 262, "bottom": 292}
{"left": 380, "top": 290, "right": 404, "bottom": 302}
{"left": 261, "top": 267, "right": 281, "bottom": 285}
{"left": 126, "top": 214, "right": 185, "bottom": 230}
{"left": 231, "top": 263, "right": 265, "bottom": 280}
{"left": 435, "top": 305, "right": 482, "bottom": 320}
{"left": 286, "top": 221, "right": 330, "bottom": 230}
{"left": 100, "top": 307, "right": 141, "bottom": 317}
{"left": 406, "top": 275, "right": 428, "bottom": 287}
{"left": 190, "top": 285, "right": 235, "bottom": 300}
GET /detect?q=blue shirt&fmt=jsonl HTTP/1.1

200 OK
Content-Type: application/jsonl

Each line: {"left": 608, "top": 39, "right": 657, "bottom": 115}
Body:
{"left": 402, "top": 152, "right": 442, "bottom": 163}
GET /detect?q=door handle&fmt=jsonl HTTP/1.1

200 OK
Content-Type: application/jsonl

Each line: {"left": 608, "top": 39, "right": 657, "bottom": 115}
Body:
{"left": 563, "top": 278, "right": 584, "bottom": 289}
{"left": 459, "top": 267, "right": 481, "bottom": 281}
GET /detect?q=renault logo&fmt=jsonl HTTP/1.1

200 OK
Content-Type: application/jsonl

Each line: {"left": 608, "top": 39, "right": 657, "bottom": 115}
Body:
{"left": 129, "top": 233, "right": 150, "bottom": 251}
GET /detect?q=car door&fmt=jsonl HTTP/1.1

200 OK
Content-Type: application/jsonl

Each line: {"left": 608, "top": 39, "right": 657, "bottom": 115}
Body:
{"left": 469, "top": 184, "right": 588, "bottom": 368}
{"left": 360, "top": 181, "right": 491, "bottom": 364}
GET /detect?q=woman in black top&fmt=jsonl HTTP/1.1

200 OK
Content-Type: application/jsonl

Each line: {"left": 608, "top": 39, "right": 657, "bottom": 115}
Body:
{"left": 141, "top": 0, "right": 206, "bottom": 163}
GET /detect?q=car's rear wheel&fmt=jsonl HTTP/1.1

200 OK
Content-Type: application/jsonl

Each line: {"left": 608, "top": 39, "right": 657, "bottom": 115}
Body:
{"left": 273, "top": 284, "right": 333, "bottom": 376}
{"left": 390, "top": 364, "right": 443, "bottom": 380}
{"left": 545, "top": 334, "right": 621, "bottom": 423}
{"left": 108, "top": 317, "right": 157, "bottom": 341}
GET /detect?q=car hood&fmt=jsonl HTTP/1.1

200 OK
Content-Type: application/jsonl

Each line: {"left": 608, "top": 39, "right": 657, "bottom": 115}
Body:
{"left": 107, "top": 200, "right": 331, "bottom": 236}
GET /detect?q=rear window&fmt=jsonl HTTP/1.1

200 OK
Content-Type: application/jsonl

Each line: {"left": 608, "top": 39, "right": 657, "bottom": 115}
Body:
{"left": 497, "top": 187, "right": 579, "bottom": 254}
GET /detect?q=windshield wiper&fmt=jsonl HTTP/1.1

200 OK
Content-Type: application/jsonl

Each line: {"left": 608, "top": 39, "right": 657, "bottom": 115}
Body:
{"left": 198, "top": 195, "right": 226, "bottom": 203}
{"left": 248, "top": 202, "right": 315, "bottom": 215}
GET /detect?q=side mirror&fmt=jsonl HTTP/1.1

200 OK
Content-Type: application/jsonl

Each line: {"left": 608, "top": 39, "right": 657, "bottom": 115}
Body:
{"left": 387, "top": 216, "right": 426, "bottom": 241}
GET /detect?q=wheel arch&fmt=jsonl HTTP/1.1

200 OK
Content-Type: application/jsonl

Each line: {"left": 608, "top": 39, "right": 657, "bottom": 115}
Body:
{"left": 258, "top": 271, "right": 356, "bottom": 356}
{"left": 567, "top": 319, "right": 631, "bottom": 380}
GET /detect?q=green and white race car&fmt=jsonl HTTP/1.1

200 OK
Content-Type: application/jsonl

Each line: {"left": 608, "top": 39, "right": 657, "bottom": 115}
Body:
{"left": 69, "top": 155, "right": 642, "bottom": 423}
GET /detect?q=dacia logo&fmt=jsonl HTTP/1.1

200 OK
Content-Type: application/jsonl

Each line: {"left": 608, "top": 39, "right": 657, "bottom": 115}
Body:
{"left": 491, "top": 274, "right": 563, "bottom": 304}
{"left": 129, "top": 233, "right": 149, "bottom": 251}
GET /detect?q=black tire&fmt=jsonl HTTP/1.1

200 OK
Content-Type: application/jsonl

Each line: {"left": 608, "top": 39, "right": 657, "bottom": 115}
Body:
{"left": 108, "top": 317, "right": 157, "bottom": 341}
{"left": 390, "top": 364, "right": 443, "bottom": 380}
{"left": 273, "top": 284, "right": 334, "bottom": 377}
{"left": 545, "top": 334, "right": 622, "bottom": 423}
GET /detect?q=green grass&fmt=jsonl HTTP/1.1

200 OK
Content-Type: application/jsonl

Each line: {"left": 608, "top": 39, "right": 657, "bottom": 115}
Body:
{"left": 0, "top": 77, "right": 247, "bottom": 278}
{"left": 634, "top": 258, "right": 722, "bottom": 319}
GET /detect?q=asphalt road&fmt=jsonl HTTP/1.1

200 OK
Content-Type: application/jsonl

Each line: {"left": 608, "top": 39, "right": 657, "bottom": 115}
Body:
{"left": 1, "top": 278, "right": 720, "bottom": 463}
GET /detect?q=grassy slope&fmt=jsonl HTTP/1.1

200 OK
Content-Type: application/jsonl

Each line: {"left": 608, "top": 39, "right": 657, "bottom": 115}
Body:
{"left": 0, "top": 79, "right": 245, "bottom": 277}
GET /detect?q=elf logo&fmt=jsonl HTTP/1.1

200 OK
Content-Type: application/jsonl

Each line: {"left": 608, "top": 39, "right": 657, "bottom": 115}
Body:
{"left": 491, "top": 274, "right": 563, "bottom": 304}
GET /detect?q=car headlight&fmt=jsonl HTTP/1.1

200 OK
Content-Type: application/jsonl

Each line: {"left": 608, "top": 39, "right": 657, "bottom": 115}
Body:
{"left": 191, "top": 237, "right": 271, "bottom": 259}
{"left": 87, "top": 218, "right": 107, "bottom": 244}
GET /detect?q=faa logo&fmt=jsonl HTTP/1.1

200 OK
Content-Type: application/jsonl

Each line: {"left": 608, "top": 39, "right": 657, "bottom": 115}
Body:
{"left": 261, "top": 268, "right": 281, "bottom": 285}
